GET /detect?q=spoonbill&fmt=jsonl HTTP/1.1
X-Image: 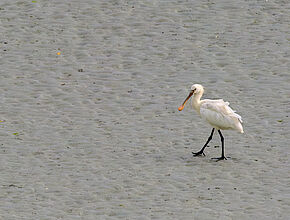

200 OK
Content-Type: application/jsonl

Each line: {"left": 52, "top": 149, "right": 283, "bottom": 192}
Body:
{"left": 178, "top": 84, "right": 243, "bottom": 161}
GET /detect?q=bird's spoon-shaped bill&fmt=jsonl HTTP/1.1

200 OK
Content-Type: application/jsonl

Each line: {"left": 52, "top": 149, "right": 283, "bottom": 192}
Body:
{"left": 178, "top": 105, "right": 184, "bottom": 111}
{"left": 178, "top": 91, "right": 193, "bottom": 111}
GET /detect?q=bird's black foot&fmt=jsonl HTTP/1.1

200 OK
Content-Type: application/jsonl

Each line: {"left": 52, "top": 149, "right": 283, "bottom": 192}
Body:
{"left": 192, "top": 150, "right": 206, "bottom": 157}
{"left": 211, "top": 156, "right": 227, "bottom": 161}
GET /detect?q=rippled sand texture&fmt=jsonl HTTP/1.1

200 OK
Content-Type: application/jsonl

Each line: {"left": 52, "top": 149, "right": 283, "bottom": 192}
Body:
{"left": 0, "top": 0, "right": 289, "bottom": 219}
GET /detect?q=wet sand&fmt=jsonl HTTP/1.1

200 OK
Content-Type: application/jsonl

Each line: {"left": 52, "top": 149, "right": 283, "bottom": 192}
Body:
{"left": 0, "top": 0, "right": 289, "bottom": 219}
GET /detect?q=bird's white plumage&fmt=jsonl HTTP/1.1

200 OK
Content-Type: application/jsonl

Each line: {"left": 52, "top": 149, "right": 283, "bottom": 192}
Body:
{"left": 200, "top": 99, "right": 243, "bottom": 132}
{"left": 185, "top": 84, "right": 244, "bottom": 133}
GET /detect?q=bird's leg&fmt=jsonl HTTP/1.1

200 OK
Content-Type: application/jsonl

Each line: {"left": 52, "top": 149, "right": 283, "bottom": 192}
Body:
{"left": 192, "top": 128, "right": 215, "bottom": 157}
{"left": 211, "top": 130, "right": 227, "bottom": 161}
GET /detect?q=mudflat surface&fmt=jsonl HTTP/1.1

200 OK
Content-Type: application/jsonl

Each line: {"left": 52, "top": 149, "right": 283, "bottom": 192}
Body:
{"left": 0, "top": 0, "right": 289, "bottom": 219}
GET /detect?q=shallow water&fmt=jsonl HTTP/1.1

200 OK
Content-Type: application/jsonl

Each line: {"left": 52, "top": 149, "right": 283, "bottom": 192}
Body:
{"left": 0, "top": 0, "right": 289, "bottom": 219}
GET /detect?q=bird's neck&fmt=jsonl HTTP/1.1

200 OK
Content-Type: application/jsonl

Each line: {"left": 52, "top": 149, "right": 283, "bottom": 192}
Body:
{"left": 191, "top": 92, "right": 203, "bottom": 114}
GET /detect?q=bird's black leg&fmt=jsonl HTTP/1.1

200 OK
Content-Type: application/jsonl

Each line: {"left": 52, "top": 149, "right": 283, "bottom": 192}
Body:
{"left": 211, "top": 130, "right": 227, "bottom": 161}
{"left": 192, "top": 128, "right": 215, "bottom": 157}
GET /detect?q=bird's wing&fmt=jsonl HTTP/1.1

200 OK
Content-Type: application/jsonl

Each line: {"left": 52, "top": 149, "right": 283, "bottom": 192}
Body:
{"left": 202, "top": 99, "right": 242, "bottom": 120}
{"left": 200, "top": 100, "right": 243, "bottom": 129}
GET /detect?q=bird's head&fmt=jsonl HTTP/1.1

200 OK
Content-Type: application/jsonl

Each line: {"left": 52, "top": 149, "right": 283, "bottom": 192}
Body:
{"left": 191, "top": 84, "right": 204, "bottom": 94}
{"left": 178, "top": 84, "right": 204, "bottom": 111}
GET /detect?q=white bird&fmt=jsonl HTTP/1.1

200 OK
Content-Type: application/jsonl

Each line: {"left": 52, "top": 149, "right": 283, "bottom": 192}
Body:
{"left": 178, "top": 84, "right": 243, "bottom": 161}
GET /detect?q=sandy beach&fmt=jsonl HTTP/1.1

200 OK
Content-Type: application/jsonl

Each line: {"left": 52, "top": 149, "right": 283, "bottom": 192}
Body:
{"left": 0, "top": 0, "right": 289, "bottom": 219}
